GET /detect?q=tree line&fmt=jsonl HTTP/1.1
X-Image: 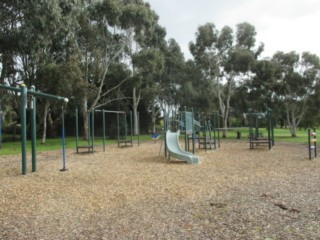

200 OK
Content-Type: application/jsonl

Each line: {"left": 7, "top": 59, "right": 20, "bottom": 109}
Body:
{"left": 1, "top": 0, "right": 319, "bottom": 140}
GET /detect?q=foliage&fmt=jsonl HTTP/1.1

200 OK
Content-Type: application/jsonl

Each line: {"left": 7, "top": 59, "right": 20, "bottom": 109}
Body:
{"left": 0, "top": 1, "right": 320, "bottom": 139}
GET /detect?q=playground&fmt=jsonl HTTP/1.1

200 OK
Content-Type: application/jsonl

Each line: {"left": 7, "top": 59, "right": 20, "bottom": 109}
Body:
{"left": 1, "top": 140, "right": 320, "bottom": 239}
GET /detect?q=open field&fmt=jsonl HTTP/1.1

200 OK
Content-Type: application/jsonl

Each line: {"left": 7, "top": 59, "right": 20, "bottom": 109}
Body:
{"left": 0, "top": 139, "right": 320, "bottom": 239}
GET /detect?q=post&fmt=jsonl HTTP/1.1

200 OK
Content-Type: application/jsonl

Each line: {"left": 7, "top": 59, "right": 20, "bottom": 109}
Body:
{"left": 21, "top": 85, "right": 27, "bottom": 175}
{"left": 87, "top": 111, "right": 91, "bottom": 145}
{"left": 124, "top": 113, "right": 128, "bottom": 142}
{"left": 102, "top": 110, "right": 106, "bottom": 151}
{"left": 271, "top": 110, "right": 275, "bottom": 146}
{"left": 216, "top": 112, "right": 220, "bottom": 148}
{"left": 191, "top": 109, "right": 195, "bottom": 154}
{"left": 117, "top": 113, "right": 120, "bottom": 147}
{"left": 30, "top": 85, "right": 37, "bottom": 172}
{"left": 75, "top": 109, "right": 79, "bottom": 153}
{"left": 130, "top": 111, "right": 133, "bottom": 146}
{"left": 313, "top": 128, "right": 317, "bottom": 158}
{"left": 60, "top": 105, "right": 67, "bottom": 171}
{"left": 267, "top": 110, "right": 271, "bottom": 150}
{"left": 137, "top": 112, "right": 140, "bottom": 146}
{"left": 308, "top": 128, "right": 312, "bottom": 160}
{"left": 0, "top": 98, "right": 2, "bottom": 149}
{"left": 91, "top": 110, "right": 94, "bottom": 152}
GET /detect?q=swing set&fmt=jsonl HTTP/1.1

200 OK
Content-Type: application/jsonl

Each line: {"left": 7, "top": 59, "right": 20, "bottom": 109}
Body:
{"left": 75, "top": 109, "right": 140, "bottom": 153}
{"left": 0, "top": 84, "right": 68, "bottom": 175}
{"left": 248, "top": 107, "right": 274, "bottom": 150}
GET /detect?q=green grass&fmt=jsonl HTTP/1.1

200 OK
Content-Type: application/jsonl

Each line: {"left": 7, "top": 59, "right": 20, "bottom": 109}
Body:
{"left": 219, "top": 127, "right": 309, "bottom": 144}
{"left": 0, "top": 128, "right": 312, "bottom": 155}
{"left": 0, "top": 135, "right": 150, "bottom": 155}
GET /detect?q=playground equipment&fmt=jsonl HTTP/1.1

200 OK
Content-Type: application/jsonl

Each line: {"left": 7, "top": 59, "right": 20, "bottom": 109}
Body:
{"left": 193, "top": 113, "right": 217, "bottom": 151}
{"left": 0, "top": 84, "right": 68, "bottom": 175}
{"left": 151, "top": 133, "right": 161, "bottom": 143}
{"left": 166, "top": 130, "right": 200, "bottom": 164}
{"left": 248, "top": 107, "right": 274, "bottom": 150}
{"left": 75, "top": 109, "right": 139, "bottom": 153}
{"left": 0, "top": 98, "right": 2, "bottom": 149}
{"left": 166, "top": 110, "right": 218, "bottom": 153}
{"left": 163, "top": 110, "right": 201, "bottom": 164}
{"left": 308, "top": 128, "right": 317, "bottom": 160}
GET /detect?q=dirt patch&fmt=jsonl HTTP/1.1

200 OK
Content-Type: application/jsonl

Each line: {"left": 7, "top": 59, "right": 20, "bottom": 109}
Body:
{"left": 0, "top": 140, "right": 319, "bottom": 239}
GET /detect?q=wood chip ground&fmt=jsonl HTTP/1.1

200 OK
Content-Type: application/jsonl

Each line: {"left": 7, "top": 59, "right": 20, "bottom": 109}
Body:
{"left": 1, "top": 140, "right": 320, "bottom": 239}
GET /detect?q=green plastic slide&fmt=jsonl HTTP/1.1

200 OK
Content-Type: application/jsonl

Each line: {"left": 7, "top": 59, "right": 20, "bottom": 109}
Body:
{"left": 166, "top": 130, "right": 200, "bottom": 164}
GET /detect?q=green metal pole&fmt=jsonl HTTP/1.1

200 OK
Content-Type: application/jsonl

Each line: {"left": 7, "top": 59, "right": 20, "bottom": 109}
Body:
{"left": 92, "top": 110, "right": 94, "bottom": 152}
{"left": 130, "top": 111, "right": 133, "bottom": 147}
{"left": 125, "top": 113, "right": 128, "bottom": 143}
{"left": 87, "top": 112, "right": 91, "bottom": 145}
{"left": 60, "top": 105, "right": 67, "bottom": 171}
{"left": 267, "top": 110, "right": 271, "bottom": 150}
{"left": 184, "top": 111, "right": 187, "bottom": 151}
{"left": 75, "top": 109, "right": 79, "bottom": 153}
{"left": 308, "top": 128, "right": 312, "bottom": 160}
{"left": 137, "top": 112, "right": 140, "bottom": 146}
{"left": 0, "top": 84, "right": 21, "bottom": 92}
{"left": 117, "top": 113, "right": 120, "bottom": 147}
{"left": 271, "top": 110, "right": 275, "bottom": 146}
{"left": 0, "top": 98, "right": 2, "bottom": 149}
{"left": 164, "top": 110, "right": 167, "bottom": 158}
{"left": 192, "top": 109, "right": 195, "bottom": 154}
{"left": 31, "top": 85, "right": 37, "bottom": 172}
{"left": 248, "top": 109, "right": 253, "bottom": 138}
{"left": 27, "top": 89, "right": 67, "bottom": 102}
{"left": 314, "top": 128, "right": 317, "bottom": 158}
{"left": 103, "top": 110, "right": 106, "bottom": 151}
{"left": 217, "top": 112, "right": 220, "bottom": 148}
{"left": 21, "top": 85, "right": 27, "bottom": 175}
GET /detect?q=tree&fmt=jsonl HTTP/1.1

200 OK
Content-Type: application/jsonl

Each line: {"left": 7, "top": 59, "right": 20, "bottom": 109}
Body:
{"left": 0, "top": 0, "right": 82, "bottom": 143}
{"left": 76, "top": 0, "right": 159, "bottom": 139}
{"left": 131, "top": 23, "right": 167, "bottom": 135}
{"left": 272, "top": 51, "right": 320, "bottom": 136}
{"left": 189, "top": 22, "right": 261, "bottom": 137}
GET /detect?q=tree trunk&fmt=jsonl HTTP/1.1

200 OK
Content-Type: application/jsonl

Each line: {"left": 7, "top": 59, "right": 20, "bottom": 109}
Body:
{"left": 47, "top": 112, "right": 56, "bottom": 138}
{"left": 41, "top": 100, "right": 50, "bottom": 144}
{"left": 132, "top": 87, "right": 140, "bottom": 135}
{"left": 151, "top": 102, "right": 156, "bottom": 134}
{"left": 82, "top": 97, "right": 89, "bottom": 140}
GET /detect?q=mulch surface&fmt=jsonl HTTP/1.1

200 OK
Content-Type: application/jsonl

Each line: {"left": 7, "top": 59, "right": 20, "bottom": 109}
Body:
{"left": 0, "top": 140, "right": 320, "bottom": 239}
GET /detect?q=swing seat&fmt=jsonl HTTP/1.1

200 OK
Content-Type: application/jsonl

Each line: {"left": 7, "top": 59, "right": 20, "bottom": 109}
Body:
{"left": 77, "top": 145, "right": 94, "bottom": 153}
{"left": 151, "top": 133, "right": 161, "bottom": 143}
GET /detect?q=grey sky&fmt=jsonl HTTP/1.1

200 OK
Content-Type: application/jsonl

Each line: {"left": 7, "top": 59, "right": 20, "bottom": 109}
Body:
{"left": 146, "top": 0, "right": 320, "bottom": 59}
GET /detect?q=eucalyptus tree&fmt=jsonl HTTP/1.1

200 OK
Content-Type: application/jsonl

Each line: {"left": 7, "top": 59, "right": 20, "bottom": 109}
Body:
{"left": 272, "top": 51, "right": 320, "bottom": 136}
{"left": 132, "top": 47, "right": 165, "bottom": 133}
{"left": 0, "top": 1, "right": 22, "bottom": 125}
{"left": 159, "top": 39, "right": 186, "bottom": 112}
{"left": 189, "top": 22, "right": 261, "bottom": 137}
{"left": 130, "top": 23, "right": 166, "bottom": 135}
{"left": 76, "top": 0, "right": 159, "bottom": 138}
{"left": 176, "top": 60, "right": 214, "bottom": 112}
{"left": 0, "top": 0, "right": 82, "bottom": 142}
{"left": 0, "top": 0, "right": 20, "bottom": 85}
{"left": 244, "top": 59, "right": 279, "bottom": 110}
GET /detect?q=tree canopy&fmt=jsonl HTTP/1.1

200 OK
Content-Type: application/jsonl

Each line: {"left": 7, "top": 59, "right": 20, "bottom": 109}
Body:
{"left": 1, "top": 1, "right": 319, "bottom": 139}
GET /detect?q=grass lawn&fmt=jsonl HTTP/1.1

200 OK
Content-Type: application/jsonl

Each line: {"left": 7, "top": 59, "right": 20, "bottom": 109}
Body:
{"left": 0, "top": 128, "right": 312, "bottom": 155}
{"left": 0, "top": 135, "right": 149, "bottom": 155}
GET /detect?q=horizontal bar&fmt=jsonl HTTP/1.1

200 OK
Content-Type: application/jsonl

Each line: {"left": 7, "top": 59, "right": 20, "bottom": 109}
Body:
{"left": 94, "top": 109, "right": 126, "bottom": 114}
{"left": 0, "top": 84, "right": 68, "bottom": 102}
{"left": 0, "top": 84, "right": 21, "bottom": 92}
{"left": 27, "top": 89, "right": 68, "bottom": 102}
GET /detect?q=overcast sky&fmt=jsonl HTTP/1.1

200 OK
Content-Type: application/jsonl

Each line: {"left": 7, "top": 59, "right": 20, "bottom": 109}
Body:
{"left": 146, "top": 0, "right": 320, "bottom": 60}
